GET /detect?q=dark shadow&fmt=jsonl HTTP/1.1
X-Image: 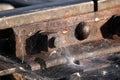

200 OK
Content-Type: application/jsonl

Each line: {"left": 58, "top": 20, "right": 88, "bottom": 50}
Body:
{"left": 107, "top": 53, "right": 120, "bottom": 65}
{"left": 93, "top": 0, "right": 98, "bottom": 12}
{"left": 0, "top": 74, "right": 16, "bottom": 80}
{"left": 59, "top": 78, "right": 68, "bottom": 80}
{"left": 0, "top": 28, "right": 16, "bottom": 57}
{"left": 25, "top": 31, "right": 48, "bottom": 55}
{"left": 100, "top": 15, "right": 120, "bottom": 39}
{"left": 74, "top": 60, "right": 80, "bottom": 65}
{"left": 36, "top": 63, "right": 83, "bottom": 79}
{"left": 48, "top": 37, "right": 56, "bottom": 48}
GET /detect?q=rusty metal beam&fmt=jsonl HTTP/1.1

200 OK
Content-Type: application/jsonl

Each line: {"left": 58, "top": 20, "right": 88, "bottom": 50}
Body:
{"left": 0, "top": 0, "right": 120, "bottom": 79}
{"left": 0, "top": 1, "right": 94, "bottom": 29}
{"left": 12, "top": 6, "right": 120, "bottom": 59}
{"left": 0, "top": 0, "right": 119, "bottom": 30}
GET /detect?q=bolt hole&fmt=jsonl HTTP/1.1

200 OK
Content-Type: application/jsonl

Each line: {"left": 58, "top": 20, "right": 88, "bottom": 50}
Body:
{"left": 74, "top": 60, "right": 80, "bottom": 65}
{"left": 75, "top": 22, "right": 90, "bottom": 40}
{"left": 26, "top": 31, "right": 48, "bottom": 55}
{"left": 101, "top": 15, "right": 120, "bottom": 39}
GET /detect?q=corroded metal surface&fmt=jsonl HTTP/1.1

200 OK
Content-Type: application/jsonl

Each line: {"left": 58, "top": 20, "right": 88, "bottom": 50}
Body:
{"left": 0, "top": 0, "right": 119, "bottom": 29}
{"left": 0, "top": 0, "right": 120, "bottom": 80}
{"left": 13, "top": 6, "right": 120, "bottom": 59}
{"left": 0, "top": 1, "right": 93, "bottom": 29}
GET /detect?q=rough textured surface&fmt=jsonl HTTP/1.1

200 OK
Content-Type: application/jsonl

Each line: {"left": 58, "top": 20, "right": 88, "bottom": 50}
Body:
{"left": 0, "top": 0, "right": 120, "bottom": 80}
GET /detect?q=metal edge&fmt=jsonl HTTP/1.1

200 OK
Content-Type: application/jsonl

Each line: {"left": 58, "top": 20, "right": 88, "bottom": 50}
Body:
{"left": 0, "top": 1, "right": 93, "bottom": 29}
{"left": 98, "top": 0, "right": 120, "bottom": 11}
